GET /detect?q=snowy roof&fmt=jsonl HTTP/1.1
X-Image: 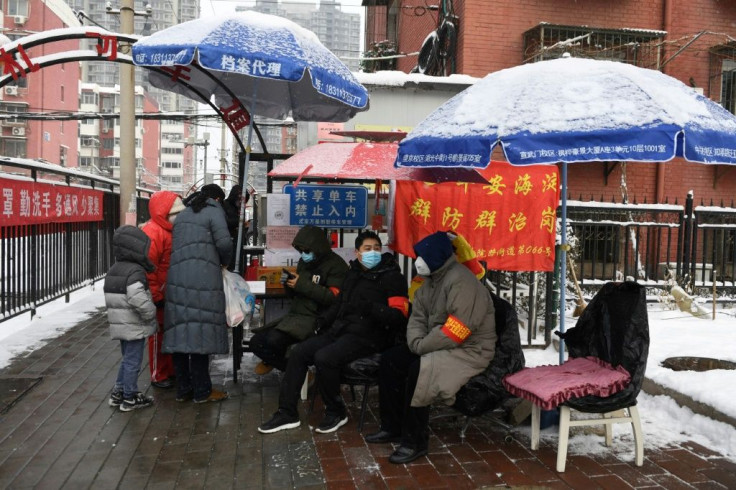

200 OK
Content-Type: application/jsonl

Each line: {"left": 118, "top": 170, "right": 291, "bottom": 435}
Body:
{"left": 43, "top": 0, "right": 82, "bottom": 28}
{"left": 354, "top": 71, "right": 479, "bottom": 88}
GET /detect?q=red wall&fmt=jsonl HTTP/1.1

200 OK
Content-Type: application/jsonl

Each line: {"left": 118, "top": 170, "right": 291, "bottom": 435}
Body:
{"left": 141, "top": 94, "right": 160, "bottom": 190}
{"left": 12, "top": 4, "right": 80, "bottom": 167}
{"left": 382, "top": 0, "right": 736, "bottom": 205}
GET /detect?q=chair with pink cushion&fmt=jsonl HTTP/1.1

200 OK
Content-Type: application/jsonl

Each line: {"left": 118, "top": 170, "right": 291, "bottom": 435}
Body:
{"left": 504, "top": 281, "right": 649, "bottom": 472}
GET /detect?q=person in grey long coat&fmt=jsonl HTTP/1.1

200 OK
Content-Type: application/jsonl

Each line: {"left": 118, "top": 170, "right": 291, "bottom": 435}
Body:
{"left": 163, "top": 184, "right": 233, "bottom": 404}
{"left": 365, "top": 231, "right": 496, "bottom": 464}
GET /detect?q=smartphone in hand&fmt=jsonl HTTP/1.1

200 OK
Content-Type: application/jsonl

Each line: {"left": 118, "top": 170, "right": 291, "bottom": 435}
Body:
{"left": 282, "top": 268, "right": 296, "bottom": 280}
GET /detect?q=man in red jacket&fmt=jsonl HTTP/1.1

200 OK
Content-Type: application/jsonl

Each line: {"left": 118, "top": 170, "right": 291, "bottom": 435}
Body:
{"left": 142, "top": 191, "right": 185, "bottom": 388}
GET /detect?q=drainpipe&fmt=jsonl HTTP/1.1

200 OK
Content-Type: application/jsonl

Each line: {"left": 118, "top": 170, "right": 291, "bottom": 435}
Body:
{"left": 656, "top": 0, "right": 673, "bottom": 204}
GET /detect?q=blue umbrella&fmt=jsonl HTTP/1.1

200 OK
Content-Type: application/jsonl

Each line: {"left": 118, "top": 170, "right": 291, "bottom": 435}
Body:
{"left": 132, "top": 11, "right": 370, "bottom": 269}
{"left": 132, "top": 11, "right": 368, "bottom": 122}
{"left": 396, "top": 56, "right": 736, "bottom": 361}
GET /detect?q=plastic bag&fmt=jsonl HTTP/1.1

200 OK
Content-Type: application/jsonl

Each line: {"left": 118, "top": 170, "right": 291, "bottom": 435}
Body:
{"left": 222, "top": 269, "right": 254, "bottom": 327}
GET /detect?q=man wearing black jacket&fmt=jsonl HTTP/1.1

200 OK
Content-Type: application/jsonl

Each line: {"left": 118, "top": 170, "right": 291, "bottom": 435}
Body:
{"left": 258, "top": 230, "right": 409, "bottom": 434}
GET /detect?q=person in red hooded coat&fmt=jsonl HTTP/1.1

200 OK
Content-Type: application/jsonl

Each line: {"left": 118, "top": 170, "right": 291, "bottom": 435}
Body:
{"left": 141, "top": 191, "right": 185, "bottom": 388}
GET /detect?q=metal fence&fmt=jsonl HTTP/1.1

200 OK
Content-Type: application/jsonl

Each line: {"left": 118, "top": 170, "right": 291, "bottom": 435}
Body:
{"left": 1, "top": 158, "right": 152, "bottom": 321}
{"left": 567, "top": 195, "right": 736, "bottom": 293}
{"left": 3, "top": 158, "right": 735, "bottom": 343}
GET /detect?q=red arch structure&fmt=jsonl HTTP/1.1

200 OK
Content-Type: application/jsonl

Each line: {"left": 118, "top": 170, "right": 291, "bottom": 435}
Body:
{"left": 0, "top": 26, "right": 266, "bottom": 154}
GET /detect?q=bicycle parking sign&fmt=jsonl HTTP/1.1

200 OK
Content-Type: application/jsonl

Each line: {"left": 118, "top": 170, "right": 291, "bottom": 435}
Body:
{"left": 284, "top": 184, "right": 367, "bottom": 228}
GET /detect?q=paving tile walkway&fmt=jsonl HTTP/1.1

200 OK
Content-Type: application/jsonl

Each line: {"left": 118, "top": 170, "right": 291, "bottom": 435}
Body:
{"left": 1, "top": 309, "right": 735, "bottom": 489}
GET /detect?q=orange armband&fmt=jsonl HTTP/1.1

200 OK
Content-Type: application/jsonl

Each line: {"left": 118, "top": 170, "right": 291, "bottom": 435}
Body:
{"left": 440, "top": 314, "right": 472, "bottom": 344}
{"left": 388, "top": 296, "right": 409, "bottom": 317}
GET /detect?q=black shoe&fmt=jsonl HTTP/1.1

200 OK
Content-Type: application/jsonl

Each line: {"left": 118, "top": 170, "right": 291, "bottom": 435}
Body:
{"left": 108, "top": 391, "right": 123, "bottom": 407}
{"left": 365, "top": 430, "right": 401, "bottom": 444}
{"left": 175, "top": 390, "right": 193, "bottom": 402}
{"left": 388, "top": 446, "right": 428, "bottom": 464}
{"left": 120, "top": 393, "right": 154, "bottom": 412}
{"left": 151, "top": 378, "right": 174, "bottom": 389}
{"left": 258, "top": 411, "right": 300, "bottom": 434}
{"left": 315, "top": 414, "right": 348, "bottom": 434}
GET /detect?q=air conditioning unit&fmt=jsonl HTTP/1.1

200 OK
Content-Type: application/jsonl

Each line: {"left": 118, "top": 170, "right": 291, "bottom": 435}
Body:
{"left": 4, "top": 86, "right": 18, "bottom": 96}
{"left": 11, "top": 127, "right": 25, "bottom": 136}
{"left": 13, "top": 15, "right": 27, "bottom": 25}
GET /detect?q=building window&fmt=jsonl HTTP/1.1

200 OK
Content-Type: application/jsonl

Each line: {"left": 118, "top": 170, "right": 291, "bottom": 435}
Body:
{"left": 60, "top": 146, "right": 68, "bottom": 167}
{"left": 3, "top": 138, "right": 26, "bottom": 158}
{"left": 708, "top": 44, "right": 736, "bottom": 114}
{"left": 81, "top": 92, "right": 98, "bottom": 105}
{"left": 80, "top": 156, "right": 94, "bottom": 167}
{"left": 522, "top": 24, "right": 665, "bottom": 68}
{"left": 7, "top": 0, "right": 29, "bottom": 16}
{"left": 1, "top": 102, "right": 27, "bottom": 123}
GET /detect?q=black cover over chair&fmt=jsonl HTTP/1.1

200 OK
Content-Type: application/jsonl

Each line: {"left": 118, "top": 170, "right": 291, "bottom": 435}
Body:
{"left": 521, "top": 281, "right": 650, "bottom": 472}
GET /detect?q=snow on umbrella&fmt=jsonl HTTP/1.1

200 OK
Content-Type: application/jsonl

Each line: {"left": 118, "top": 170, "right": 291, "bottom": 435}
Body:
{"left": 131, "top": 11, "right": 369, "bottom": 122}
{"left": 395, "top": 56, "right": 736, "bottom": 359}
{"left": 132, "top": 11, "right": 370, "bottom": 270}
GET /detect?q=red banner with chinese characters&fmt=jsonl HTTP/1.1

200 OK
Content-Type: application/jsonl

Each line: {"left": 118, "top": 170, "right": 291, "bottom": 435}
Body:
{"left": 392, "top": 162, "right": 560, "bottom": 272}
{"left": 1, "top": 178, "right": 104, "bottom": 226}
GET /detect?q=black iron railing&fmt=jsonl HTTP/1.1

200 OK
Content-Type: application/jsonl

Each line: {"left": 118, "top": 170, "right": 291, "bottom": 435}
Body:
{"left": 1, "top": 158, "right": 151, "bottom": 321}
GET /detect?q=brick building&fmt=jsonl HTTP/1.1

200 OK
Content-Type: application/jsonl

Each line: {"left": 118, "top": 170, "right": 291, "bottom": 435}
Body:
{"left": 1, "top": 0, "right": 80, "bottom": 167}
{"left": 363, "top": 0, "right": 736, "bottom": 206}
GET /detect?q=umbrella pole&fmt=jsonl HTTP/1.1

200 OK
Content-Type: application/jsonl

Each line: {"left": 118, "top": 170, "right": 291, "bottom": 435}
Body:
{"left": 559, "top": 161, "right": 568, "bottom": 364}
{"left": 234, "top": 85, "right": 259, "bottom": 273}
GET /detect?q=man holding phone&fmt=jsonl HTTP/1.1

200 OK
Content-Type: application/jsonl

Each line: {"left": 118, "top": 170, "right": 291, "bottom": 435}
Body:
{"left": 258, "top": 230, "right": 409, "bottom": 434}
{"left": 250, "top": 225, "right": 348, "bottom": 375}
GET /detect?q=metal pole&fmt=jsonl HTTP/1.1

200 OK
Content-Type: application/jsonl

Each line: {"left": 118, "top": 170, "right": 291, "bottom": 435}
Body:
{"left": 559, "top": 162, "right": 568, "bottom": 365}
{"left": 220, "top": 121, "right": 228, "bottom": 186}
{"left": 119, "top": 0, "right": 136, "bottom": 224}
{"left": 234, "top": 84, "right": 258, "bottom": 272}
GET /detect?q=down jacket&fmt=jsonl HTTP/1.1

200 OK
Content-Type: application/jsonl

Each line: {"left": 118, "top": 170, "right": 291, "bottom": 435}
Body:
{"left": 141, "top": 190, "right": 179, "bottom": 306}
{"left": 264, "top": 225, "right": 348, "bottom": 341}
{"left": 320, "top": 253, "right": 409, "bottom": 350}
{"left": 408, "top": 256, "right": 497, "bottom": 407}
{"left": 163, "top": 198, "right": 233, "bottom": 354}
{"left": 104, "top": 225, "right": 157, "bottom": 341}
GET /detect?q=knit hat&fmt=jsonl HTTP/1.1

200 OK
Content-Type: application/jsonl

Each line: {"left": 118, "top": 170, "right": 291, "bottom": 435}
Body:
{"left": 413, "top": 231, "right": 454, "bottom": 273}
{"left": 168, "top": 196, "right": 185, "bottom": 215}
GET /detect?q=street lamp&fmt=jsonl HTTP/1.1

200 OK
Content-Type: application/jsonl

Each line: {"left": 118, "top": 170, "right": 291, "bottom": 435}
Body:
{"left": 184, "top": 132, "right": 210, "bottom": 190}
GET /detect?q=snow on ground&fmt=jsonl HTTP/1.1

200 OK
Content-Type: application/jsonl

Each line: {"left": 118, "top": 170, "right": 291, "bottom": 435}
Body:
{"left": 0, "top": 283, "right": 105, "bottom": 369}
{"left": 1, "top": 288, "right": 735, "bottom": 462}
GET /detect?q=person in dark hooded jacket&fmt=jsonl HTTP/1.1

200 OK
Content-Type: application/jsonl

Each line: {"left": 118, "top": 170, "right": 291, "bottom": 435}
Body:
{"left": 163, "top": 184, "right": 233, "bottom": 404}
{"left": 222, "top": 185, "right": 250, "bottom": 271}
{"left": 141, "top": 190, "right": 185, "bottom": 388}
{"left": 258, "top": 231, "right": 409, "bottom": 434}
{"left": 104, "top": 225, "right": 157, "bottom": 412}
{"left": 250, "top": 225, "right": 348, "bottom": 375}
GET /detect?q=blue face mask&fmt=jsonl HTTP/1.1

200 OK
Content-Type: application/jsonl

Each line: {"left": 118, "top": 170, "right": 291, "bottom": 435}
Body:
{"left": 360, "top": 250, "right": 381, "bottom": 269}
{"left": 301, "top": 251, "right": 315, "bottom": 263}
